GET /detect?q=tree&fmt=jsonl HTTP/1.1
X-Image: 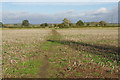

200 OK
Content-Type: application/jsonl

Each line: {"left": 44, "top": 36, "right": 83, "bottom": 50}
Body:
{"left": 44, "top": 23, "right": 48, "bottom": 26}
{"left": 22, "top": 20, "right": 29, "bottom": 26}
{"left": 86, "top": 23, "right": 90, "bottom": 26}
{"left": 54, "top": 24, "right": 57, "bottom": 27}
{"left": 99, "top": 21, "right": 107, "bottom": 26}
{"left": 69, "top": 23, "right": 74, "bottom": 27}
{"left": 76, "top": 20, "right": 84, "bottom": 26}
{"left": 58, "top": 23, "right": 65, "bottom": 28}
{"left": 0, "top": 22, "right": 3, "bottom": 27}
{"left": 62, "top": 18, "right": 71, "bottom": 27}
{"left": 40, "top": 23, "right": 48, "bottom": 28}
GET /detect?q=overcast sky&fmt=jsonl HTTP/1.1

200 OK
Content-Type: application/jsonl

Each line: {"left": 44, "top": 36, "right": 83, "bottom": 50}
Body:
{"left": 1, "top": 1, "right": 119, "bottom": 24}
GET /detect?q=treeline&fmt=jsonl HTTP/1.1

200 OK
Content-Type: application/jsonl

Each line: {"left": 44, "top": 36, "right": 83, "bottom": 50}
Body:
{"left": 0, "top": 18, "right": 118, "bottom": 28}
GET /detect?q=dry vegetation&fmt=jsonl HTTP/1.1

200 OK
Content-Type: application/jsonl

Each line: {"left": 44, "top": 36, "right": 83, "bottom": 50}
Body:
{"left": 0, "top": 29, "right": 2, "bottom": 79}
{"left": 57, "top": 28, "right": 118, "bottom": 46}
{"left": 2, "top": 29, "right": 51, "bottom": 77}
{"left": 2, "top": 28, "right": 119, "bottom": 78}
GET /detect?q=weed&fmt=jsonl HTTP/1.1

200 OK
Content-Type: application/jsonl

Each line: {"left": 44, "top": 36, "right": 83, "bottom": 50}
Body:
{"left": 61, "top": 58, "right": 67, "bottom": 61}
{"left": 76, "top": 72, "right": 83, "bottom": 76}
{"left": 14, "top": 57, "right": 19, "bottom": 60}
{"left": 94, "top": 72, "right": 100, "bottom": 76}
{"left": 49, "top": 58, "right": 55, "bottom": 62}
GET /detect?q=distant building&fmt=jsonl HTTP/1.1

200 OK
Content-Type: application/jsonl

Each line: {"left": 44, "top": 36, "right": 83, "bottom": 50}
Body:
{"left": 3, "top": 24, "right": 14, "bottom": 27}
{"left": 85, "top": 22, "right": 100, "bottom": 26}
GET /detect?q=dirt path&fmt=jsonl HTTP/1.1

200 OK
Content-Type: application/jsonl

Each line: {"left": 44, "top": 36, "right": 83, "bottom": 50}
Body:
{"left": 38, "top": 54, "right": 49, "bottom": 78}
{"left": 38, "top": 29, "right": 61, "bottom": 78}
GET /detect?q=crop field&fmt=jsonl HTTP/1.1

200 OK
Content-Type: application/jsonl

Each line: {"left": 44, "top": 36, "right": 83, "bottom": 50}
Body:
{"left": 2, "top": 27, "right": 119, "bottom": 78}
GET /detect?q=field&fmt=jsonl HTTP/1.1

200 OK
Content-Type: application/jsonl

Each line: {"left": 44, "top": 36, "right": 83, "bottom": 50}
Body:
{"left": 2, "top": 27, "right": 119, "bottom": 78}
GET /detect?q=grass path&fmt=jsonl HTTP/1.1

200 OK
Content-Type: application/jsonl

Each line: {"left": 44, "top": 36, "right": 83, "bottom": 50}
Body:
{"left": 38, "top": 54, "right": 49, "bottom": 78}
{"left": 38, "top": 29, "right": 61, "bottom": 78}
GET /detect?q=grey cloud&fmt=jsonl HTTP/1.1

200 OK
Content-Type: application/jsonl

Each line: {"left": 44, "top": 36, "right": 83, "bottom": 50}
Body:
{"left": 75, "top": 7, "right": 118, "bottom": 23}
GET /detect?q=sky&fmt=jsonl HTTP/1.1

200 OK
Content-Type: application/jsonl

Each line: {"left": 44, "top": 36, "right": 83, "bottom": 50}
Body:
{"left": 1, "top": 2, "right": 119, "bottom": 24}
{"left": 1, "top": 0, "right": 120, "bottom": 2}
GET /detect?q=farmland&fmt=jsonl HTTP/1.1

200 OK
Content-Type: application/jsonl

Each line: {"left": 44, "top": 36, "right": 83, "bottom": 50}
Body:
{"left": 2, "top": 27, "right": 119, "bottom": 78}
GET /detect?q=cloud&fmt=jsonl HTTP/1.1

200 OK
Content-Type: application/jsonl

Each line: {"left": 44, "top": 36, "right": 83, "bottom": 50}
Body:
{"left": 63, "top": 10, "right": 74, "bottom": 14}
{"left": 94, "top": 8, "right": 108, "bottom": 14}
{"left": 2, "top": 7, "right": 118, "bottom": 24}
{"left": 80, "top": 7, "right": 118, "bottom": 23}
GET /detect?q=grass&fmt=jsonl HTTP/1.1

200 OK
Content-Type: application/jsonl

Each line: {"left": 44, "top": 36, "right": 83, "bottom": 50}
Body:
{"left": 94, "top": 72, "right": 100, "bottom": 76}
{"left": 7, "top": 60, "right": 42, "bottom": 77}
{"left": 76, "top": 72, "right": 83, "bottom": 77}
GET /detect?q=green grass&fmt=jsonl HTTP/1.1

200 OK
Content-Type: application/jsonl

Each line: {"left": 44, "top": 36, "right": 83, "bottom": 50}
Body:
{"left": 61, "top": 58, "right": 67, "bottom": 61}
{"left": 94, "top": 72, "right": 100, "bottom": 76}
{"left": 76, "top": 72, "right": 83, "bottom": 77}
{"left": 5, "top": 60, "right": 42, "bottom": 77}
{"left": 19, "top": 60, "right": 41, "bottom": 74}
{"left": 82, "top": 59, "right": 91, "bottom": 63}
{"left": 49, "top": 58, "right": 55, "bottom": 62}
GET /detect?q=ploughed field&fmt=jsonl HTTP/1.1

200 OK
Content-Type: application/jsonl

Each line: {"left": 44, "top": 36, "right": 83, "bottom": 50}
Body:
{"left": 2, "top": 27, "right": 119, "bottom": 78}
